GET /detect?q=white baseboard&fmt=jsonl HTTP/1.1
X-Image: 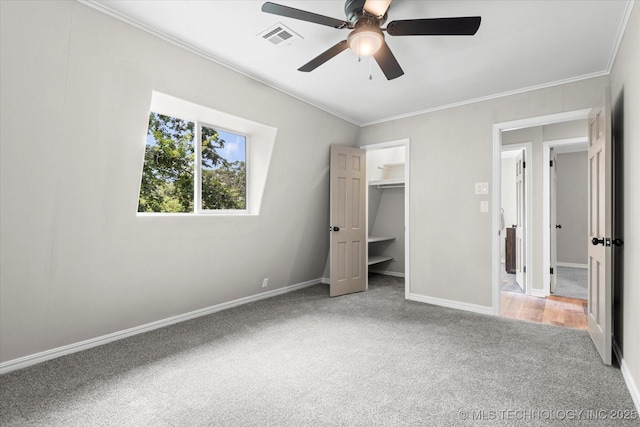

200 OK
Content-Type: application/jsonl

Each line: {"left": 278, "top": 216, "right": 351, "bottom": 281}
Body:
{"left": 408, "top": 293, "right": 494, "bottom": 316}
{"left": 530, "top": 288, "right": 547, "bottom": 298}
{"left": 614, "top": 341, "right": 640, "bottom": 412}
{"left": 0, "top": 278, "right": 322, "bottom": 375}
{"left": 368, "top": 270, "right": 405, "bottom": 278}
{"left": 557, "top": 262, "right": 588, "bottom": 269}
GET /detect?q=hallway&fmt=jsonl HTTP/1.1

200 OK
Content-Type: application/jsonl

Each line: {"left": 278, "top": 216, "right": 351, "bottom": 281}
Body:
{"left": 501, "top": 291, "right": 587, "bottom": 330}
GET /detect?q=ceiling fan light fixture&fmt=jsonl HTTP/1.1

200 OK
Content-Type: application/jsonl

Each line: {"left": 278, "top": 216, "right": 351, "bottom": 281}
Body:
{"left": 347, "top": 24, "right": 383, "bottom": 57}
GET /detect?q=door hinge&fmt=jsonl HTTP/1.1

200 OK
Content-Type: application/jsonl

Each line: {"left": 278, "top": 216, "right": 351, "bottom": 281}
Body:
{"left": 523, "top": 161, "right": 526, "bottom": 169}
{"left": 550, "top": 267, "right": 554, "bottom": 274}
{"left": 550, "top": 160, "right": 554, "bottom": 167}
{"left": 523, "top": 266, "right": 526, "bottom": 273}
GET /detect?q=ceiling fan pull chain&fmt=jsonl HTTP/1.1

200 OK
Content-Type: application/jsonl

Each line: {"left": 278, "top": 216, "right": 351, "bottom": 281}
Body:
{"left": 369, "top": 56, "right": 373, "bottom": 80}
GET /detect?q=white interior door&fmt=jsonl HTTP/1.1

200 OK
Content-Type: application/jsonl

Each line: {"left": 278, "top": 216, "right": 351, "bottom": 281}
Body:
{"left": 515, "top": 150, "right": 525, "bottom": 290}
{"left": 330, "top": 145, "right": 367, "bottom": 297}
{"left": 550, "top": 149, "right": 558, "bottom": 293}
{"left": 587, "top": 89, "right": 612, "bottom": 365}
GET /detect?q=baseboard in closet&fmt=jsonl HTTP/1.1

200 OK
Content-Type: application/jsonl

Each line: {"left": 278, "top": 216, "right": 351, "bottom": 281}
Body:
{"left": 556, "top": 262, "right": 588, "bottom": 269}
{"left": 368, "top": 270, "right": 405, "bottom": 278}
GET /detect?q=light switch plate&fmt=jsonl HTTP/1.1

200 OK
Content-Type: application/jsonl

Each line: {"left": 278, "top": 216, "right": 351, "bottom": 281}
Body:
{"left": 475, "top": 182, "right": 489, "bottom": 195}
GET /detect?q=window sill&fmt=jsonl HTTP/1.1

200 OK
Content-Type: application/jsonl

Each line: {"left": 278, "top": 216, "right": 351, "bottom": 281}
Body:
{"left": 136, "top": 212, "right": 256, "bottom": 217}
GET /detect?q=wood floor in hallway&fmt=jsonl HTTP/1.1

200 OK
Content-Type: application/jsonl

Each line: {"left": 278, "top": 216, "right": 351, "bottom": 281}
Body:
{"left": 501, "top": 291, "right": 588, "bottom": 330}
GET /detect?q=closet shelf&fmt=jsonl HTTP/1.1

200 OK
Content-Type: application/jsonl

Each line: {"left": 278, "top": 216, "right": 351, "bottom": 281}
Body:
{"left": 369, "top": 178, "right": 404, "bottom": 188}
{"left": 368, "top": 236, "right": 396, "bottom": 243}
{"left": 368, "top": 255, "right": 394, "bottom": 266}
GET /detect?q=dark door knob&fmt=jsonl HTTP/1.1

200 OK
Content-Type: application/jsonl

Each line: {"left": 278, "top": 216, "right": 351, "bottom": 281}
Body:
{"left": 592, "top": 237, "right": 605, "bottom": 246}
{"left": 330, "top": 226, "right": 340, "bottom": 232}
{"left": 612, "top": 238, "right": 624, "bottom": 247}
{"left": 556, "top": 224, "right": 562, "bottom": 229}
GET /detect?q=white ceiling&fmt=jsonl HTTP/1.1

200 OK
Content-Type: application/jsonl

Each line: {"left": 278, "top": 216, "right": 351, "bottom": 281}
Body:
{"left": 87, "top": 0, "right": 632, "bottom": 125}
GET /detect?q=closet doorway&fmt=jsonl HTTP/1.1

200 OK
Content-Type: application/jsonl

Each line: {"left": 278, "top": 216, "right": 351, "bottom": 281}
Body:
{"left": 361, "top": 139, "right": 411, "bottom": 299}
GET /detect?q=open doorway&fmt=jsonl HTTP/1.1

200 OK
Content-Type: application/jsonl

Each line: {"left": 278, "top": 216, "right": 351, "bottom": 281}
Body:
{"left": 543, "top": 139, "right": 589, "bottom": 301}
{"left": 492, "top": 111, "right": 592, "bottom": 329}
{"left": 362, "top": 139, "right": 410, "bottom": 299}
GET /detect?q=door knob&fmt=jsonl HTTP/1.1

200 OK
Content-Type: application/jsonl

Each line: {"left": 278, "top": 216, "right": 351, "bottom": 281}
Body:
{"left": 592, "top": 237, "right": 605, "bottom": 246}
{"left": 556, "top": 224, "right": 562, "bottom": 229}
{"left": 330, "top": 226, "right": 340, "bottom": 232}
{"left": 612, "top": 238, "right": 624, "bottom": 247}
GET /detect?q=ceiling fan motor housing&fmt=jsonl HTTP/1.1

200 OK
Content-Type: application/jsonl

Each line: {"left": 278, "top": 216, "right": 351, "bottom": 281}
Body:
{"left": 344, "top": 0, "right": 387, "bottom": 26}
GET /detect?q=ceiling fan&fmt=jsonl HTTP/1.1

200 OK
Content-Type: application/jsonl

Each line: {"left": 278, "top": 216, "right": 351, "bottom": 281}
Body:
{"left": 261, "top": 0, "right": 481, "bottom": 80}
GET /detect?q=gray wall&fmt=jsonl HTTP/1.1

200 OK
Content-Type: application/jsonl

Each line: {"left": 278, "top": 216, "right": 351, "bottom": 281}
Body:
{"left": 610, "top": 2, "right": 640, "bottom": 407}
{"left": 358, "top": 79, "right": 608, "bottom": 306}
{"left": 555, "top": 151, "right": 588, "bottom": 265}
{"left": 0, "top": 1, "right": 359, "bottom": 363}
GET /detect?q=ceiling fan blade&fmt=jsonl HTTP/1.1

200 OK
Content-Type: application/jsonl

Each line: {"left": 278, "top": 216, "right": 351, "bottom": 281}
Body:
{"left": 373, "top": 41, "right": 404, "bottom": 80}
{"left": 387, "top": 17, "right": 481, "bottom": 36}
{"left": 363, "top": 0, "right": 392, "bottom": 18}
{"left": 298, "top": 40, "right": 349, "bottom": 72}
{"left": 262, "top": 2, "right": 348, "bottom": 29}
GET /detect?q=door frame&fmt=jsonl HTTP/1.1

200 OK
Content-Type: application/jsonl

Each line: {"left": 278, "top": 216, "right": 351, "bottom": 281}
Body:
{"left": 550, "top": 146, "right": 558, "bottom": 293}
{"left": 491, "top": 109, "right": 591, "bottom": 315}
{"left": 360, "top": 138, "right": 411, "bottom": 299}
{"left": 500, "top": 143, "right": 532, "bottom": 295}
{"left": 542, "top": 137, "right": 589, "bottom": 296}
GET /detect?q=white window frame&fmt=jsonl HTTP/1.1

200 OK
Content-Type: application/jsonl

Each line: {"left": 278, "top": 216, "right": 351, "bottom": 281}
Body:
{"left": 196, "top": 122, "right": 249, "bottom": 215}
{"left": 137, "top": 91, "right": 277, "bottom": 217}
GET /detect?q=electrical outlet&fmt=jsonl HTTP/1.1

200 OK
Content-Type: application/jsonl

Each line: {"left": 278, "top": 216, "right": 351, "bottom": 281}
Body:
{"left": 262, "top": 278, "right": 269, "bottom": 288}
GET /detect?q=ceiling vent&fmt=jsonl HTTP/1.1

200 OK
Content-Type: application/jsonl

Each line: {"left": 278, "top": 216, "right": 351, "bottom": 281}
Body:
{"left": 258, "top": 23, "right": 302, "bottom": 46}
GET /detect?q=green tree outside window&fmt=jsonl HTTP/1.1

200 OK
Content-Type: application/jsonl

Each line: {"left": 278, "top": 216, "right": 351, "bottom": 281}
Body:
{"left": 138, "top": 113, "right": 246, "bottom": 213}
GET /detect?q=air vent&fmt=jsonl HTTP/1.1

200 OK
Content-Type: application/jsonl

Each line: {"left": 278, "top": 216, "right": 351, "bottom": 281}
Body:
{"left": 258, "top": 23, "right": 302, "bottom": 46}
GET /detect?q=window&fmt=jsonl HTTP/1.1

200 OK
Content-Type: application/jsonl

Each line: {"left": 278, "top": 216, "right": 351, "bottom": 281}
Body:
{"left": 138, "top": 112, "right": 247, "bottom": 213}
{"left": 200, "top": 125, "right": 246, "bottom": 211}
{"left": 138, "top": 91, "right": 277, "bottom": 216}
